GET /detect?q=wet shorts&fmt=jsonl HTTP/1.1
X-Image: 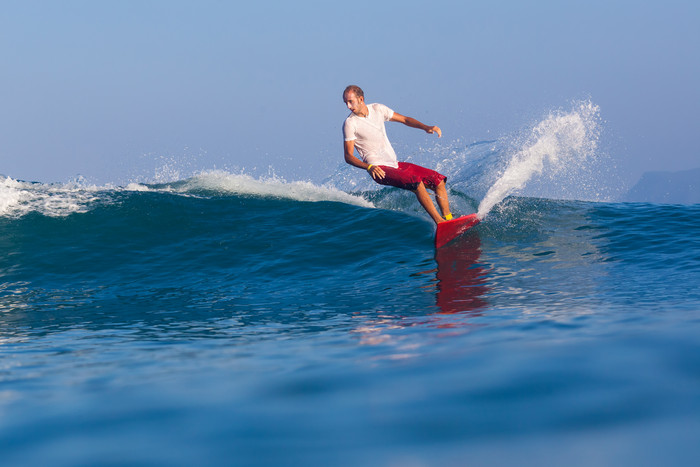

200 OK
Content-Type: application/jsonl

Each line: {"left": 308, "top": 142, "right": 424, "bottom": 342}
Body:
{"left": 373, "top": 162, "right": 446, "bottom": 191}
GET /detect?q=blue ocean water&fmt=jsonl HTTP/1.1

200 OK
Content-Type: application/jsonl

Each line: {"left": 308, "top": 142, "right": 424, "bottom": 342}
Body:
{"left": 2, "top": 104, "right": 700, "bottom": 465}
{"left": 2, "top": 171, "right": 699, "bottom": 466}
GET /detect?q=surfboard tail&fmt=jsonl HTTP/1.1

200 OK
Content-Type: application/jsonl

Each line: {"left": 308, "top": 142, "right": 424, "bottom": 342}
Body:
{"left": 435, "top": 214, "right": 480, "bottom": 248}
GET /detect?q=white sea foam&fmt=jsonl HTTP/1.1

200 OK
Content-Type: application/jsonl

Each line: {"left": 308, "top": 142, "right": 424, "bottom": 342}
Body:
{"left": 0, "top": 178, "right": 23, "bottom": 215}
{"left": 1, "top": 170, "right": 373, "bottom": 219}
{"left": 169, "top": 170, "right": 375, "bottom": 208}
{"left": 0, "top": 176, "right": 102, "bottom": 218}
{"left": 124, "top": 182, "right": 151, "bottom": 192}
{"left": 477, "top": 101, "right": 601, "bottom": 218}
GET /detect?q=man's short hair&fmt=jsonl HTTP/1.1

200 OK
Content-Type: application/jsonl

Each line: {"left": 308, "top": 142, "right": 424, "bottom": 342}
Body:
{"left": 343, "top": 85, "right": 364, "bottom": 99}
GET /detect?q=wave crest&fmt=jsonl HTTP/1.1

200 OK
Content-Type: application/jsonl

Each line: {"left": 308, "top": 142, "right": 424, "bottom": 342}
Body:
{"left": 1, "top": 171, "right": 374, "bottom": 219}
{"left": 152, "top": 170, "right": 374, "bottom": 207}
{"left": 1, "top": 176, "right": 102, "bottom": 218}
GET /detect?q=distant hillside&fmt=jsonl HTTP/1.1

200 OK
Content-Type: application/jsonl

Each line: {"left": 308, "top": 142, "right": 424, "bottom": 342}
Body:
{"left": 625, "top": 168, "right": 700, "bottom": 204}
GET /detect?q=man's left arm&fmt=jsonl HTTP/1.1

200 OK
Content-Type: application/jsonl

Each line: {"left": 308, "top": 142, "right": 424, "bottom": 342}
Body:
{"left": 390, "top": 112, "right": 442, "bottom": 138}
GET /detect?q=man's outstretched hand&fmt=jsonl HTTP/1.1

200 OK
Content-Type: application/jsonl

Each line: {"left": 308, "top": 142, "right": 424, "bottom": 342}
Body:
{"left": 427, "top": 126, "right": 442, "bottom": 138}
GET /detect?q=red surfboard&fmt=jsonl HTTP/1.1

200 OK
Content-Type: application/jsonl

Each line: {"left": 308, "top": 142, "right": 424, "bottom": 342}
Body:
{"left": 435, "top": 214, "right": 480, "bottom": 248}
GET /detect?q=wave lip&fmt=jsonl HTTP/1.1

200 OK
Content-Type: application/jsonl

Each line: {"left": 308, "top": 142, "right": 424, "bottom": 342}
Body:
{"left": 154, "top": 170, "right": 375, "bottom": 207}
{"left": 1, "top": 176, "right": 103, "bottom": 218}
{"left": 0, "top": 171, "right": 375, "bottom": 219}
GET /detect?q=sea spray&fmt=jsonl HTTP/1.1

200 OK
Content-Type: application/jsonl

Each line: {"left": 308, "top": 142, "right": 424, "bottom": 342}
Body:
{"left": 477, "top": 101, "right": 601, "bottom": 218}
{"left": 0, "top": 171, "right": 373, "bottom": 220}
{"left": 0, "top": 176, "right": 101, "bottom": 218}
{"left": 0, "top": 177, "right": 24, "bottom": 216}
{"left": 162, "top": 170, "right": 374, "bottom": 207}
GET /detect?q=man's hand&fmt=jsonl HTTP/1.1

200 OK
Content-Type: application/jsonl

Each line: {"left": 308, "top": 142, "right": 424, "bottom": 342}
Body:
{"left": 368, "top": 165, "right": 386, "bottom": 180}
{"left": 390, "top": 113, "right": 442, "bottom": 138}
{"left": 427, "top": 126, "right": 442, "bottom": 138}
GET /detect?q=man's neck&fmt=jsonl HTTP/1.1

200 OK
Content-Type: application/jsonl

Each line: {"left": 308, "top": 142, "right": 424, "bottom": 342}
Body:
{"left": 355, "top": 103, "right": 369, "bottom": 118}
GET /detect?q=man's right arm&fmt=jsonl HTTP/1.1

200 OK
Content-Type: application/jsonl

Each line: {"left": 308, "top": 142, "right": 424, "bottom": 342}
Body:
{"left": 344, "top": 140, "right": 385, "bottom": 180}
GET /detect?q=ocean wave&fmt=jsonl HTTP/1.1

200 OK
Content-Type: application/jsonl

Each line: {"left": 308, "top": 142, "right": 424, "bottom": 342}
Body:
{"left": 149, "top": 170, "right": 374, "bottom": 207}
{"left": 0, "top": 176, "right": 104, "bottom": 218}
{"left": 0, "top": 172, "right": 374, "bottom": 219}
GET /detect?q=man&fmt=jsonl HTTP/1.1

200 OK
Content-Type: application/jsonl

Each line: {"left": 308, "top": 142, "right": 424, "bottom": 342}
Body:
{"left": 342, "top": 85, "right": 453, "bottom": 224}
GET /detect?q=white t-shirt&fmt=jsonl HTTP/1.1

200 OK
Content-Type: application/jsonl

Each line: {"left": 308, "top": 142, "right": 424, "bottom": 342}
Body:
{"left": 343, "top": 103, "right": 399, "bottom": 168}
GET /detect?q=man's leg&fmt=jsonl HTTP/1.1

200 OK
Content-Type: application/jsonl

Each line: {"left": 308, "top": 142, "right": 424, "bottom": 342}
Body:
{"left": 434, "top": 180, "right": 452, "bottom": 219}
{"left": 414, "top": 182, "right": 445, "bottom": 224}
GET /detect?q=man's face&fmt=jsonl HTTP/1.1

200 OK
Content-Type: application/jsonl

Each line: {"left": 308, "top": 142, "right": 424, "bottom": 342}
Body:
{"left": 343, "top": 91, "right": 365, "bottom": 116}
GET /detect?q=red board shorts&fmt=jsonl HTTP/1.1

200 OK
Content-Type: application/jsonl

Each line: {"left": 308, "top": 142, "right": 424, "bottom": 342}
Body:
{"left": 374, "top": 162, "right": 446, "bottom": 191}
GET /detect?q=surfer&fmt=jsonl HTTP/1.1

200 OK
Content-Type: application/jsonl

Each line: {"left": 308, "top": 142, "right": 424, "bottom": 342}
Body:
{"left": 342, "top": 85, "right": 452, "bottom": 224}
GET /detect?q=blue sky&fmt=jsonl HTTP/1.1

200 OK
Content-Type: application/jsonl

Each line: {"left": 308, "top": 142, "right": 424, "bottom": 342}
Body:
{"left": 2, "top": 0, "right": 698, "bottom": 186}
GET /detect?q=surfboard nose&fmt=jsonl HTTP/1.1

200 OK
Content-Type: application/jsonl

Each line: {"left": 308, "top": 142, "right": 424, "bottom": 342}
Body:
{"left": 435, "top": 214, "right": 480, "bottom": 248}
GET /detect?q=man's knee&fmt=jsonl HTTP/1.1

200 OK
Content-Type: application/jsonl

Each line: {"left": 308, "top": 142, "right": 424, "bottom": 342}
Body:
{"left": 412, "top": 181, "right": 426, "bottom": 193}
